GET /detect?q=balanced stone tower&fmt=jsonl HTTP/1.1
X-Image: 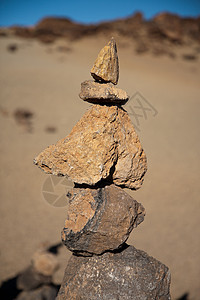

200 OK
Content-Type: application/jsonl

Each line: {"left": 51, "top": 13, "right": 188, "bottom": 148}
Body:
{"left": 34, "top": 38, "right": 171, "bottom": 299}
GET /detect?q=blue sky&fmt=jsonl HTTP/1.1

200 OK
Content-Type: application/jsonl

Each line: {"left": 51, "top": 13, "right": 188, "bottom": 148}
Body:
{"left": 0, "top": 0, "right": 200, "bottom": 27}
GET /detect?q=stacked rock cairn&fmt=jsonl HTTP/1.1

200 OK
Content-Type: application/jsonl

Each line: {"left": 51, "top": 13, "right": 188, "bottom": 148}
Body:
{"left": 34, "top": 38, "right": 171, "bottom": 299}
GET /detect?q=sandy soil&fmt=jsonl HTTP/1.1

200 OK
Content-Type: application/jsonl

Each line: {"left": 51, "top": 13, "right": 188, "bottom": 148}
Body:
{"left": 0, "top": 34, "right": 200, "bottom": 299}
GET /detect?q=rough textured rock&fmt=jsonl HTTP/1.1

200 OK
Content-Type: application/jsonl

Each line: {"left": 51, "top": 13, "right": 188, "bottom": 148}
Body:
{"left": 91, "top": 38, "right": 119, "bottom": 85}
{"left": 34, "top": 105, "right": 147, "bottom": 190}
{"left": 16, "top": 266, "right": 51, "bottom": 291}
{"left": 62, "top": 185, "right": 145, "bottom": 255}
{"left": 32, "top": 250, "right": 59, "bottom": 276}
{"left": 16, "top": 285, "right": 58, "bottom": 300}
{"left": 79, "top": 80, "right": 129, "bottom": 104}
{"left": 56, "top": 245, "right": 171, "bottom": 300}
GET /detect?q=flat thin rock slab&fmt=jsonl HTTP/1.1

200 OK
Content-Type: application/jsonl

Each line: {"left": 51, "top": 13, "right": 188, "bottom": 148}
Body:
{"left": 91, "top": 38, "right": 119, "bottom": 85}
{"left": 34, "top": 105, "right": 147, "bottom": 190}
{"left": 62, "top": 184, "right": 145, "bottom": 255}
{"left": 79, "top": 80, "right": 129, "bottom": 105}
{"left": 56, "top": 245, "right": 171, "bottom": 300}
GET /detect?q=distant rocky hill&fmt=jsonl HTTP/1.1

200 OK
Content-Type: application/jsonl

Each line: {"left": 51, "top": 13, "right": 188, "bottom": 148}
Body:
{"left": 1, "top": 12, "right": 200, "bottom": 57}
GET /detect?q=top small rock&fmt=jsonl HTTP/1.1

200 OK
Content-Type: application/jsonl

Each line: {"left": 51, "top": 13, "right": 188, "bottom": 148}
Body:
{"left": 91, "top": 38, "right": 119, "bottom": 85}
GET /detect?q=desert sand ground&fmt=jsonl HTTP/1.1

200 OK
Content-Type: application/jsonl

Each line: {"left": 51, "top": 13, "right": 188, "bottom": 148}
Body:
{"left": 0, "top": 34, "right": 200, "bottom": 299}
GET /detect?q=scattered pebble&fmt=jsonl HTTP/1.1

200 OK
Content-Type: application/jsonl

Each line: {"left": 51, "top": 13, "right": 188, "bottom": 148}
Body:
{"left": 7, "top": 43, "right": 18, "bottom": 52}
{"left": 182, "top": 54, "right": 197, "bottom": 61}
{"left": 14, "top": 108, "right": 34, "bottom": 132}
{"left": 135, "top": 43, "right": 149, "bottom": 54}
{"left": 45, "top": 126, "right": 57, "bottom": 133}
{"left": 56, "top": 45, "right": 72, "bottom": 52}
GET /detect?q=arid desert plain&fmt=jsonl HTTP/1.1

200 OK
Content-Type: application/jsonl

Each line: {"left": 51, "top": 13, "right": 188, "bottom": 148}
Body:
{"left": 0, "top": 29, "right": 200, "bottom": 299}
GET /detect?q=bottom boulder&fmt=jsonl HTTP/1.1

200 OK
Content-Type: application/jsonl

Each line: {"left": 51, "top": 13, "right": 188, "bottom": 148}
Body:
{"left": 57, "top": 245, "right": 171, "bottom": 300}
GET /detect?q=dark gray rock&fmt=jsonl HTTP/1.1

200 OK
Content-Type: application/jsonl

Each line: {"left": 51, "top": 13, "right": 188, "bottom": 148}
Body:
{"left": 62, "top": 185, "right": 145, "bottom": 256}
{"left": 57, "top": 245, "right": 171, "bottom": 300}
{"left": 16, "top": 266, "right": 51, "bottom": 291}
{"left": 16, "top": 285, "right": 58, "bottom": 300}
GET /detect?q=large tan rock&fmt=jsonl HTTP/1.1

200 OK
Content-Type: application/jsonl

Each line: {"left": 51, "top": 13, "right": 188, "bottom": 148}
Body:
{"left": 91, "top": 38, "right": 119, "bottom": 85}
{"left": 62, "top": 185, "right": 145, "bottom": 255}
{"left": 34, "top": 105, "right": 147, "bottom": 189}
{"left": 79, "top": 80, "right": 129, "bottom": 104}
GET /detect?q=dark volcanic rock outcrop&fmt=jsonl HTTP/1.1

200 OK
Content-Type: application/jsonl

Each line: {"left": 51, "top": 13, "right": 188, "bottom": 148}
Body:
{"left": 9, "top": 12, "right": 200, "bottom": 57}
